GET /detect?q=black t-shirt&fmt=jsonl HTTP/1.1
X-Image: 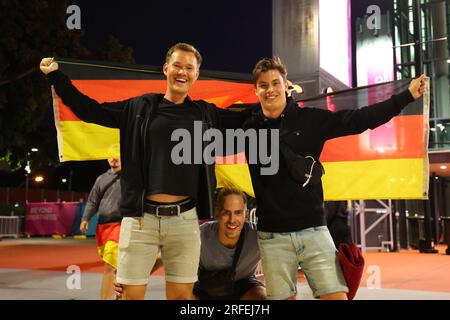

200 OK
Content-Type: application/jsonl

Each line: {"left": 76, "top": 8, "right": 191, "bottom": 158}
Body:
{"left": 147, "top": 98, "right": 202, "bottom": 200}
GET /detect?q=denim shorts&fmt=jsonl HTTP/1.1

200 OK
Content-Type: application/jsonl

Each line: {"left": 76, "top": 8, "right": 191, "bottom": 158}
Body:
{"left": 116, "top": 208, "right": 201, "bottom": 285}
{"left": 257, "top": 226, "right": 348, "bottom": 299}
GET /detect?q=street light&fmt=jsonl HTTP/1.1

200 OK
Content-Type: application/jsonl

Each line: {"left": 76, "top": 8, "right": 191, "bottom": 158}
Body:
{"left": 34, "top": 176, "right": 44, "bottom": 183}
{"left": 57, "top": 178, "right": 67, "bottom": 202}
{"left": 25, "top": 148, "right": 39, "bottom": 203}
{"left": 25, "top": 152, "right": 31, "bottom": 204}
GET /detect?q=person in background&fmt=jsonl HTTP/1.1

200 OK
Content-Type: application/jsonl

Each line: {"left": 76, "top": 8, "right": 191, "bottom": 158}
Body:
{"left": 80, "top": 156, "right": 122, "bottom": 300}
{"left": 324, "top": 201, "right": 352, "bottom": 248}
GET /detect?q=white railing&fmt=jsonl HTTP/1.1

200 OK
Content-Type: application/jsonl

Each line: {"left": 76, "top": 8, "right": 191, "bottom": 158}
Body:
{"left": 352, "top": 200, "right": 393, "bottom": 252}
{"left": 0, "top": 216, "right": 20, "bottom": 238}
{"left": 249, "top": 208, "right": 258, "bottom": 225}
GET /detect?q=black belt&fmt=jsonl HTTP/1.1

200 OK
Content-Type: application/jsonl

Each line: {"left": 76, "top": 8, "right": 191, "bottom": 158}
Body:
{"left": 144, "top": 199, "right": 195, "bottom": 216}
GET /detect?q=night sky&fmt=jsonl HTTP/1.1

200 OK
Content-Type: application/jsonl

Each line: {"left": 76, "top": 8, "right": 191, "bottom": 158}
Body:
{"left": 71, "top": 0, "right": 273, "bottom": 73}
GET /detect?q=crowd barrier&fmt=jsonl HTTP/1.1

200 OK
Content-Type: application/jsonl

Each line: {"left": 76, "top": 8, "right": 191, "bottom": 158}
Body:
{"left": 0, "top": 216, "right": 20, "bottom": 238}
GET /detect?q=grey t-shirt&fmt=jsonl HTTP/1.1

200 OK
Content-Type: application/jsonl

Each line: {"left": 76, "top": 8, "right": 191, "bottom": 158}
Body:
{"left": 199, "top": 221, "right": 260, "bottom": 281}
{"left": 82, "top": 169, "right": 122, "bottom": 224}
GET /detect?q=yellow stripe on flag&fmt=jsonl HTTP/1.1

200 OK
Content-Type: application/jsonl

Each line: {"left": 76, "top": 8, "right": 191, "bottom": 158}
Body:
{"left": 322, "top": 158, "right": 427, "bottom": 200}
{"left": 215, "top": 163, "right": 255, "bottom": 198}
{"left": 59, "top": 121, "right": 120, "bottom": 161}
{"left": 97, "top": 240, "right": 119, "bottom": 269}
{"left": 216, "top": 158, "right": 427, "bottom": 200}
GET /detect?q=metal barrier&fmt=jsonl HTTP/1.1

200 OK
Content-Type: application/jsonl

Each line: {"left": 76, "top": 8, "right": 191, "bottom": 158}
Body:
{"left": 352, "top": 200, "right": 394, "bottom": 252}
{"left": 249, "top": 208, "right": 257, "bottom": 225}
{"left": 0, "top": 216, "right": 20, "bottom": 238}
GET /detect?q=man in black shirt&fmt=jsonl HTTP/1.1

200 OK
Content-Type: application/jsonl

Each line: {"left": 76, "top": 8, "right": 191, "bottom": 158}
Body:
{"left": 39, "top": 43, "right": 249, "bottom": 300}
{"left": 243, "top": 57, "right": 426, "bottom": 300}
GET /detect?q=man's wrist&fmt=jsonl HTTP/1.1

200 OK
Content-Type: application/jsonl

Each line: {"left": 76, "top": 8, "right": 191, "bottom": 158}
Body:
{"left": 394, "top": 89, "right": 415, "bottom": 108}
{"left": 46, "top": 70, "right": 63, "bottom": 85}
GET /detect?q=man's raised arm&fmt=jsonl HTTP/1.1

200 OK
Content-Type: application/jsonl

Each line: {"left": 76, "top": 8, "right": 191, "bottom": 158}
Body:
{"left": 40, "top": 57, "right": 128, "bottom": 128}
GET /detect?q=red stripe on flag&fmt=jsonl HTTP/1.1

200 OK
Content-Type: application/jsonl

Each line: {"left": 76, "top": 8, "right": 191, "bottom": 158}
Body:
{"left": 59, "top": 80, "right": 257, "bottom": 121}
{"left": 95, "top": 222, "right": 121, "bottom": 248}
{"left": 321, "top": 115, "right": 424, "bottom": 162}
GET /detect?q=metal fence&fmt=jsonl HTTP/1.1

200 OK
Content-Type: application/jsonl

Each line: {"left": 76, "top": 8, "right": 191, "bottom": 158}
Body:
{"left": 0, "top": 216, "right": 20, "bottom": 238}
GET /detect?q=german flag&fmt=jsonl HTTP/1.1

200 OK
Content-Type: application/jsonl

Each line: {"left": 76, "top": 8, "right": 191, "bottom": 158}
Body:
{"left": 306, "top": 81, "right": 429, "bottom": 200}
{"left": 95, "top": 222, "right": 121, "bottom": 269}
{"left": 52, "top": 60, "right": 428, "bottom": 200}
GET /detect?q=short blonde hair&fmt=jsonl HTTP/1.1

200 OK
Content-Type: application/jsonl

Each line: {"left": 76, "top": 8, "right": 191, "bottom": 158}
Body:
{"left": 215, "top": 187, "right": 247, "bottom": 211}
{"left": 166, "top": 43, "right": 202, "bottom": 67}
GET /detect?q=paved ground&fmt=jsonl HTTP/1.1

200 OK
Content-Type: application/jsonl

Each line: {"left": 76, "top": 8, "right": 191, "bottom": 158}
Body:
{"left": 1, "top": 237, "right": 450, "bottom": 300}
{"left": 2, "top": 268, "right": 450, "bottom": 300}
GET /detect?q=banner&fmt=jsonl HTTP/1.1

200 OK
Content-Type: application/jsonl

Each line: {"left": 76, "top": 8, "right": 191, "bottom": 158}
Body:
{"left": 24, "top": 202, "right": 79, "bottom": 235}
{"left": 52, "top": 60, "right": 429, "bottom": 200}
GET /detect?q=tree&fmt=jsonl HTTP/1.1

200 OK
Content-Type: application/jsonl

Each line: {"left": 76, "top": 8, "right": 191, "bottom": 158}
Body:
{"left": 0, "top": 0, "right": 135, "bottom": 174}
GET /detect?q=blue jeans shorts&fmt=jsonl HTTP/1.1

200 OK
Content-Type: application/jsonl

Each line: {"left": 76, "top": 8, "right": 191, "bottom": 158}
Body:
{"left": 257, "top": 226, "right": 348, "bottom": 299}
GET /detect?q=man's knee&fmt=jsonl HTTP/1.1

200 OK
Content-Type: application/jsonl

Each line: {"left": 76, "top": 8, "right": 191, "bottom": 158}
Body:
{"left": 121, "top": 284, "right": 147, "bottom": 300}
{"left": 166, "top": 281, "right": 195, "bottom": 300}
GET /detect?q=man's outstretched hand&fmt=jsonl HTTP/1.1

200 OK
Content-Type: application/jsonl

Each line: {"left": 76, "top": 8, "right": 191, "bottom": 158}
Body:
{"left": 408, "top": 74, "right": 427, "bottom": 100}
{"left": 39, "top": 57, "right": 59, "bottom": 75}
{"left": 286, "top": 80, "right": 303, "bottom": 97}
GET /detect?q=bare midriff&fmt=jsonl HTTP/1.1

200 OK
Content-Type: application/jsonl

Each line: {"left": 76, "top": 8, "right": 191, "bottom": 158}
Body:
{"left": 146, "top": 193, "right": 190, "bottom": 203}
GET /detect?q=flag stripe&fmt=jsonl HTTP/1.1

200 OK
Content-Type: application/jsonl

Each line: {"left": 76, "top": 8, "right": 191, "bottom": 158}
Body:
{"left": 59, "top": 80, "right": 257, "bottom": 121}
{"left": 59, "top": 121, "right": 120, "bottom": 160}
{"left": 215, "top": 163, "right": 255, "bottom": 198}
{"left": 321, "top": 115, "right": 425, "bottom": 162}
{"left": 322, "top": 158, "right": 427, "bottom": 200}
